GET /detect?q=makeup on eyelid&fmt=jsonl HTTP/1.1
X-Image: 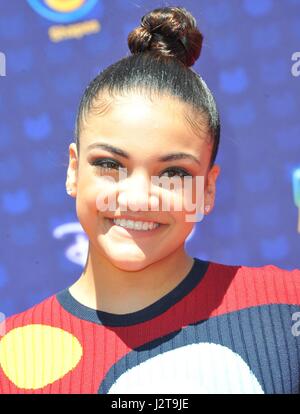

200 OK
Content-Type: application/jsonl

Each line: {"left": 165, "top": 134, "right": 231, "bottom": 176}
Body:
{"left": 88, "top": 155, "right": 196, "bottom": 178}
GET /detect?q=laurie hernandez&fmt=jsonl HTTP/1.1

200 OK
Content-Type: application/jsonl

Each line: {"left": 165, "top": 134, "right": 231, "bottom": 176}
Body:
{"left": 0, "top": 6, "right": 299, "bottom": 394}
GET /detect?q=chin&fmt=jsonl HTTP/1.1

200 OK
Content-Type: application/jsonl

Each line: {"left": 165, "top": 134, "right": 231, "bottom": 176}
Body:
{"left": 101, "top": 244, "right": 162, "bottom": 272}
{"left": 108, "top": 255, "right": 151, "bottom": 272}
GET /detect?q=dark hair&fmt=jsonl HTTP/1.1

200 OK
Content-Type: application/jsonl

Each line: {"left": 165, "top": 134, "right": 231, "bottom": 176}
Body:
{"left": 75, "top": 6, "right": 220, "bottom": 168}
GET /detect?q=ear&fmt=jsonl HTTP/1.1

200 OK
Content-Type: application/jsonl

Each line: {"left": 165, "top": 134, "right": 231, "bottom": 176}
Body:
{"left": 65, "top": 143, "right": 78, "bottom": 198}
{"left": 204, "top": 164, "right": 221, "bottom": 215}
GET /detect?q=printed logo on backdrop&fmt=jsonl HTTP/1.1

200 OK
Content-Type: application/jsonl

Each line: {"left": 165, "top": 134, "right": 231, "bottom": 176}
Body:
{"left": 53, "top": 223, "right": 88, "bottom": 267}
{"left": 291, "top": 52, "right": 300, "bottom": 77}
{"left": 0, "top": 52, "right": 6, "bottom": 77}
{"left": 27, "top": 0, "right": 102, "bottom": 42}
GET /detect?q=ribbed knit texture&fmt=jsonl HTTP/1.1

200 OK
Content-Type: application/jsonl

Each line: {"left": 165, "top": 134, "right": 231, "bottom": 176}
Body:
{"left": 0, "top": 258, "right": 299, "bottom": 394}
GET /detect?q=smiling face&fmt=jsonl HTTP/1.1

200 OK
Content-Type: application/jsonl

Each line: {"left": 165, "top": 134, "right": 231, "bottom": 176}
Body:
{"left": 66, "top": 92, "right": 220, "bottom": 271}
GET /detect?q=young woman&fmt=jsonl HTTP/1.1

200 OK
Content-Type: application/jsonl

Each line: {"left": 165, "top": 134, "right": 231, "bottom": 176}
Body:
{"left": 0, "top": 6, "right": 299, "bottom": 394}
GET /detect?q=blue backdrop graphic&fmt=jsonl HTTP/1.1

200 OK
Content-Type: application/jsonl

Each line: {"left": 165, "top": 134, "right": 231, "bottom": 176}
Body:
{"left": 0, "top": 0, "right": 299, "bottom": 317}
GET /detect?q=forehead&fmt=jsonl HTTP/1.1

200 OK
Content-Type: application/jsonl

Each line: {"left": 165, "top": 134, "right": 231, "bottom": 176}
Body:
{"left": 80, "top": 92, "right": 210, "bottom": 153}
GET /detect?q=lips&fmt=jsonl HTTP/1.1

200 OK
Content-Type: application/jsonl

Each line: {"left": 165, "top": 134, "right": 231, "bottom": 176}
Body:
{"left": 105, "top": 215, "right": 164, "bottom": 224}
{"left": 113, "top": 218, "right": 159, "bottom": 230}
{"left": 105, "top": 218, "right": 166, "bottom": 238}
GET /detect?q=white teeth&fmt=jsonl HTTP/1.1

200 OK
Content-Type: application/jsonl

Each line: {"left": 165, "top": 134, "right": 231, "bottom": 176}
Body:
{"left": 135, "top": 221, "right": 142, "bottom": 230}
{"left": 125, "top": 220, "right": 134, "bottom": 229}
{"left": 112, "top": 218, "right": 160, "bottom": 231}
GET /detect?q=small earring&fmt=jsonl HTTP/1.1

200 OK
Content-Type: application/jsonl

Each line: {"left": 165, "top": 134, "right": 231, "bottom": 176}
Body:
{"left": 66, "top": 187, "right": 72, "bottom": 195}
{"left": 204, "top": 205, "right": 211, "bottom": 213}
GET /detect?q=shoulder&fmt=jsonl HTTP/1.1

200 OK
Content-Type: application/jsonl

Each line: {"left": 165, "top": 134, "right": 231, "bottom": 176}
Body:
{"left": 204, "top": 260, "right": 300, "bottom": 308}
{"left": 0, "top": 290, "right": 84, "bottom": 393}
{"left": 0, "top": 291, "right": 63, "bottom": 338}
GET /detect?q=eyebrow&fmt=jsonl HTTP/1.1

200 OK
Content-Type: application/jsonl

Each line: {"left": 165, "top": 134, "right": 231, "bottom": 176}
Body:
{"left": 87, "top": 142, "right": 201, "bottom": 166}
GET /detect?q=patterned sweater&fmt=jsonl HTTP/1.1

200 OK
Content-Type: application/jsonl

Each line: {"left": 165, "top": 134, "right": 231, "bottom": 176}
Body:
{"left": 0, "top": 257, "right": 299, "bottom": 394}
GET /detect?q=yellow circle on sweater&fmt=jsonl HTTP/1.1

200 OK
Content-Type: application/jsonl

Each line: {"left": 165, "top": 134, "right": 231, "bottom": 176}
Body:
{"left": 44, "top": 0, "right": 85, "bottom": 13}
{"left": 0, "top": 324, "right": 83, "bottom": 390}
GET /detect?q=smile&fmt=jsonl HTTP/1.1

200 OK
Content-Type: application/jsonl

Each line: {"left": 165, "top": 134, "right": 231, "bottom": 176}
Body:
{"left": 113, "top": 218, "right": 160, "bottom": 231}
{"left": 105, "top": 217, "right": 165, "bottom": 238}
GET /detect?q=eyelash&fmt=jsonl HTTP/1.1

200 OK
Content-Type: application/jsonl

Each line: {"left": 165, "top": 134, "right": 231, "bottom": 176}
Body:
{"left": 90, "top": 158, "right": 192, "bottom": 178}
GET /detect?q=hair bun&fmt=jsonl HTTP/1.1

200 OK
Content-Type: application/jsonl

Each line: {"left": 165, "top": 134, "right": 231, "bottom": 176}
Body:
{"left": 127, "top": 6, "right": 203, "bottom": 67}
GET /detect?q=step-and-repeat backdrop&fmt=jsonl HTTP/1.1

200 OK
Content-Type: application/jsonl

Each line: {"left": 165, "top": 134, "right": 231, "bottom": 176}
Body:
{"left": 0, "top": 0, "right": 299, "bottom": 316}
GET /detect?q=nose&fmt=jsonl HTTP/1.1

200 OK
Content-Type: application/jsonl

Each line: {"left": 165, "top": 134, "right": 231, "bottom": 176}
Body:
{"left": 117, "top": 170, "right": 154, "bottom": 212}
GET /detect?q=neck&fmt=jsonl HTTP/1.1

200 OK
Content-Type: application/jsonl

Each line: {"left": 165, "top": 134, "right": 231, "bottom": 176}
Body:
{"left": 69, "top": 244, "right": 194, "bottom": 315}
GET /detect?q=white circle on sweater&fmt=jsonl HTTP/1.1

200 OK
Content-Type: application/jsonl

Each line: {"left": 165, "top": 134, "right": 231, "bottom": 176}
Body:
{"left": 108, "top": 342, "right": 264, "bottom": 394}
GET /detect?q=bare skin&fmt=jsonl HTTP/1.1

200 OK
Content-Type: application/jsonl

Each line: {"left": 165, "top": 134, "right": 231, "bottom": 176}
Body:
{"left": 66, "top": 93, "right": 220, "bottom": 314}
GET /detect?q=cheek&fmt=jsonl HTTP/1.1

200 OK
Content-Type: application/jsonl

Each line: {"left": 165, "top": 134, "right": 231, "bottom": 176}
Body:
{"left": 170, "top": 210, "right": 195, "bottom": 237}
{"left": 163, "top": 177, "right": 204, "bottom": 219}
{"left": 75, "top": 195, "right": 97, "bottom": 236}
{"left": 76, "top": 174, "right": 124, "bottom": 224}
{"left": 75, "top": 175, "right": 101, "bottom": 221}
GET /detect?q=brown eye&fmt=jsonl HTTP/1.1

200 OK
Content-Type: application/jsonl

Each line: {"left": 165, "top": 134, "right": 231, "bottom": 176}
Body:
{"left": 161, "top": 168, "right": 192, "bottom": 178}
{"left": 90, "top": 158, "right": 121, "bottom": 171}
